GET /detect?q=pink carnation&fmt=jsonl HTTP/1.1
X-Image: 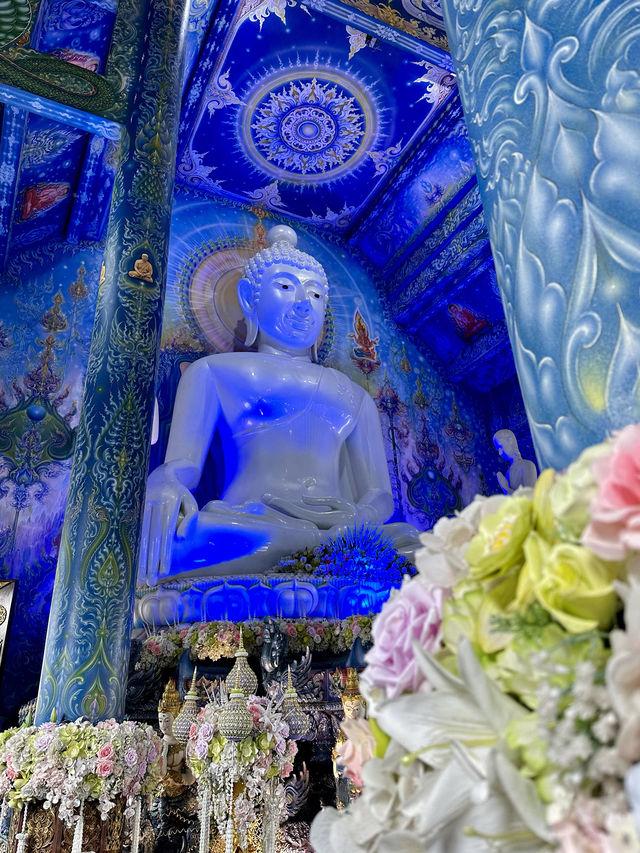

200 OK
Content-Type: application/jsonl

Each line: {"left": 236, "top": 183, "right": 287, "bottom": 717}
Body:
{"left": 362, "top": 578, "right": 446, "bottom": 699}
{"left": 583, "top": 424, "right": 640, "bottom": 561}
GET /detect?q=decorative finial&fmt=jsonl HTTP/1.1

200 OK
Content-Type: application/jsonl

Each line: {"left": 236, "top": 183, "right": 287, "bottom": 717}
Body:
{"left": 188, "top": 666, "right": 199, "bottom": 695}
{"left": 281, "top": 666, "right": 309, "bottom": 740}
{"left": 267, "top": 224, "right": 297, "bottom": 248}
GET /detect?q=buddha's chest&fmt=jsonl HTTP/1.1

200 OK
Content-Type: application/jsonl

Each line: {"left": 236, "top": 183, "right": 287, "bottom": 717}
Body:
{"left": 213, "top": 359, "right": 360, "bottom": 437}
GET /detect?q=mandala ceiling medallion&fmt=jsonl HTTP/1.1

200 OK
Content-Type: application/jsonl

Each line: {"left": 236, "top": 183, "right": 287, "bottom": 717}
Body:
{"left": 242, "top": 69, "right": 378, "bottom": 184}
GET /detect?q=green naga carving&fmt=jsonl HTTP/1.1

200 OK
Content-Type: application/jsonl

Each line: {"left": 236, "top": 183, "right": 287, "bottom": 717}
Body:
{"left": 0, "top": 47, "right": 119, "bottom": 115}
{"left": 0, "top": 0, "right": 31, "bottom": 50}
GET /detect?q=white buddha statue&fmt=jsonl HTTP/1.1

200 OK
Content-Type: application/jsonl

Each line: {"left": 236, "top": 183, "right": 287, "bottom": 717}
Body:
{"left": 138, "top": 225, "right": 414, "bottom": 586}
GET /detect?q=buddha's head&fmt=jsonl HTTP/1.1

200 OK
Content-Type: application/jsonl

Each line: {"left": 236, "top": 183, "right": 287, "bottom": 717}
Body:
{"left": 237, "top": 225, "right": 328, "bottom": 356}
{"left": 493, "top": 428, "right": 519, "bottom": 463}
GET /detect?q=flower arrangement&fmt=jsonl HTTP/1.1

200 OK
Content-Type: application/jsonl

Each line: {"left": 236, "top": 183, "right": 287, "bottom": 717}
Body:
{"left": 135, "top": 627, "right": 184, "bottom": 670}
{"left": 311, "top": 423, "right": 640, "bottom": 852}
{"left": 186, "top": 694, "right": 297, "bottom": 850}
{"left": 0, "top": 719, "right": 161, "bottom": 826}
{"left": 137, "top": 615, "right": 373, "bottom": 670}
{"left": 276, "top": 524, "right": 416, "bottom": 585}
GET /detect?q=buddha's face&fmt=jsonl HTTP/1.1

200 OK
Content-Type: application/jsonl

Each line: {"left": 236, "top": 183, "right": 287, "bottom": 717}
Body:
{"left": 255, "top": 263, "right": 327, "bottom": 352}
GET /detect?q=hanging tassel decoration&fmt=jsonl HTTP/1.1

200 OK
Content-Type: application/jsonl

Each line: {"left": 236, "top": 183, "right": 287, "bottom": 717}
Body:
{"left": 225, "top": 744, "right": 236, "bottom": 853}
{"left": 261, "top": 777, "right": 277, "bottom": 853}
{"left": 0, "top": 797, "right": 9, "bottom": 833}
{"left": 71, "top": 800, "right": 84, "bottom": 853}
{"left": 15, "top": 803, "right": 29, "bottom": 853}
{"left": 131, "top": 796, "right": 142, "bottom": 853}
{"left": 198, "top": 783, "right": 211, "bottom": 853}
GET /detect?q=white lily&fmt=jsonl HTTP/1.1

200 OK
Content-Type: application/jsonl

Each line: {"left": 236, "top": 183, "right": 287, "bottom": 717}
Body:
{"left": 310, "top": 639, "right": 554, "bottom": 852}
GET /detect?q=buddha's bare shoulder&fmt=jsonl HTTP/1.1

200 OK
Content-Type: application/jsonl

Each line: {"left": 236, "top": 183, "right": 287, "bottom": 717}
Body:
{"left": 181, "top": 351, "right": 265, "bottom": 375}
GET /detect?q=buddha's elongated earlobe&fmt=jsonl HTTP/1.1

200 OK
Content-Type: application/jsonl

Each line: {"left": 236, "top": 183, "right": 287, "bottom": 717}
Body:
{"left": 245, "top": 317, "right": 258, "bottom": 347}
{"left": 238, "top": 276, "right": 258, "bottom": 347}
{"left": 311, "top": 341, "right": 318, "bottom": 363}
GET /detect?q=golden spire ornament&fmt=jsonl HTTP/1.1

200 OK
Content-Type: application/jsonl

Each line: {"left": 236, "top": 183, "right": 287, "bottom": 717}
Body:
{"left": 158, "top": 678, "right": 181, "bottom": 717}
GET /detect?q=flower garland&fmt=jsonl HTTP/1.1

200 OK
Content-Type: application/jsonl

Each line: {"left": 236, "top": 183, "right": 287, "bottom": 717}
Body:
{"left": 0, "top": 719, "right": 161, "bottom": 826}
{"left": 186, "top": 695, "right": 297, "bottom": 850}
{"left": 137, "top": 615, "right": 373, "bottom": 670}
{"left": 310, "top": 423, "right": 640, "bottom": 852}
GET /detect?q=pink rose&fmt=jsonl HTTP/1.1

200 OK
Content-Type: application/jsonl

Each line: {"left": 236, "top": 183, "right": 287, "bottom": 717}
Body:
{"left": 280, "top": 761, "right": 294, "bottom": 778}
{"left": 362, "top": 578, "right": 447, "bottom": 699}
{"left": 336, "top": 718, "right": 375, "bottom": 788}
{"left": 98, "top": 743, "right": 114, "bottom": 760}
{"left": 286, "top": 624, "right": 296, "bottom": 637}
{"left": 195, "top": 739, "right": 208, "bottom": 760}
{"left": 583, "top": 424, "right": 640, "bottom": 560}
{"left": 97, "top": 759, "right": 113, "bottom": 777}
{"left": 189, "top": 723, "right": 198, "bottom": 738}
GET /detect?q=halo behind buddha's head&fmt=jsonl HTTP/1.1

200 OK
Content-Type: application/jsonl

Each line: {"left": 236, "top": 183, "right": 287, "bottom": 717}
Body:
{"left": 240, "top": 224, "right": 329, "bottom": 309}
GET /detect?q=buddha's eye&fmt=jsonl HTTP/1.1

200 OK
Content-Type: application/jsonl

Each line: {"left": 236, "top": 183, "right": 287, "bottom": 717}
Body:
{"left": 279, "top": 283, "right": 291, "bottom": 290}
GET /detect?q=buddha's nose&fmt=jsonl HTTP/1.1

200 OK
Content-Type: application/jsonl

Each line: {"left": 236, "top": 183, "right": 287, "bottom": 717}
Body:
{"left": 293, "top": 293, "right": 311, "bottom": 314}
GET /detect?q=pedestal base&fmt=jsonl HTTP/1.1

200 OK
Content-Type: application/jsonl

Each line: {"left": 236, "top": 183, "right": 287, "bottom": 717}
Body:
{"left": 9, "top": 800, "right": 124, "bottom": 853}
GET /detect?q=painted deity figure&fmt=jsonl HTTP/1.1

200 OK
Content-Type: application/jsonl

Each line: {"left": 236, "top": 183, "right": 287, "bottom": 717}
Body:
{"left": 151, "top": 680, "right": 197, "bottom": 853}
{"left": 139, "top": 226, "right": 416, "bottom": 585}
{"left": 493, "top": 429, "right": 538, "bottom": 494}
{"left": 332, "top": 668, "right": 367, "bottom": 810}
{"left": 157, "top": 680, "right": 195, "bottom": 797}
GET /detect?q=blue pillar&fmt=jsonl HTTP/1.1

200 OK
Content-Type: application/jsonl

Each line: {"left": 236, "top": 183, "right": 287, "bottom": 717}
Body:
{"left": 35, "top": 0, "right": 189, "bottom": 722}
{"left": 441, "top": 0, "right": 640, "bottom": 470}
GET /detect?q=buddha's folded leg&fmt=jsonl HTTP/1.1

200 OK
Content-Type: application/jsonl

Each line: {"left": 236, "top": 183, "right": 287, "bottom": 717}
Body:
{"left": 169, "top": 502, "right": 323, "bottom": 578}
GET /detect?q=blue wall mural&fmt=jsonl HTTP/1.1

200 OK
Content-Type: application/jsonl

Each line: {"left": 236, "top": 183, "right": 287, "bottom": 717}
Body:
{"left": 0, "top": 241, "right": 102, "bottom": 722}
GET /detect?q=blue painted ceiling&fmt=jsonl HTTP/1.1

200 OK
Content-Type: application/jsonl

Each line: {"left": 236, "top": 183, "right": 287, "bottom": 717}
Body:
{"left": 0, "top": 0, "right": 519, "bottom": 393}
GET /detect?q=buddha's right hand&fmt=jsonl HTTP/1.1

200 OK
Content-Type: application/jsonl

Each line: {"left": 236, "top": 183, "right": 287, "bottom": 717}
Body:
{"left": 138, "top": 468, "right": 198, "bottom": 586}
